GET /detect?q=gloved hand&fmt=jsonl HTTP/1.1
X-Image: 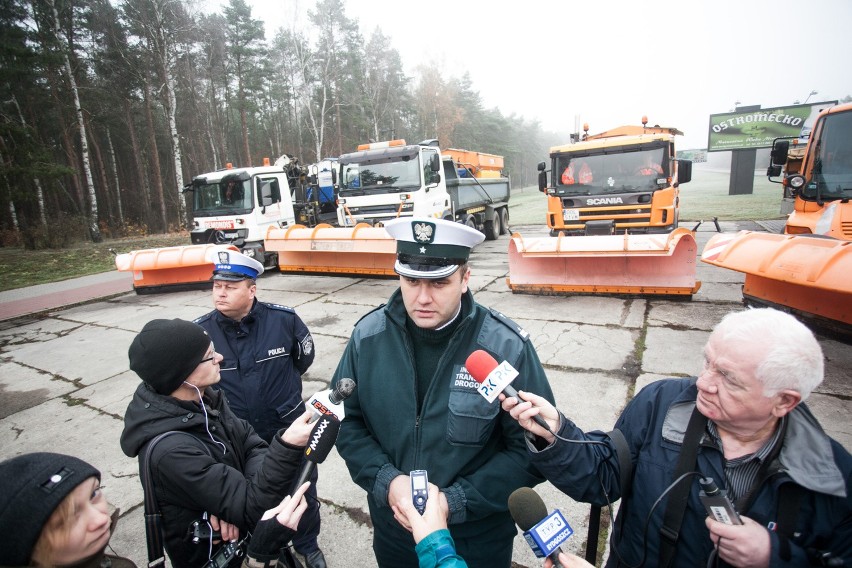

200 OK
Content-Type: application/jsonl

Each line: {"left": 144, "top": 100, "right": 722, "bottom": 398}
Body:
{"left": 246, "top": 482, "right": 310, "bottom": 559}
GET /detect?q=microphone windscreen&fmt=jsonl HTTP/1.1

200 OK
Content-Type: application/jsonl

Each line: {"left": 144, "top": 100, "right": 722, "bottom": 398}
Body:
{"left": 304, "top": 415, "right": 340, "bottom": 464}
{"left": 508, "top": 487, "right": 548, "bottom": 531}
{"left": 465, "top": 350, "right": 499, "bottom": 384}
{"left": 329, "top": 377, "right": 356, "bottom": 404}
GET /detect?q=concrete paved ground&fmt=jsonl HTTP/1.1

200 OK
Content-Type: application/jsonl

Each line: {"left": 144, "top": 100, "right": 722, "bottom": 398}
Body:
{"left": 0, "top": 222, "right": 849, "bottom": 567}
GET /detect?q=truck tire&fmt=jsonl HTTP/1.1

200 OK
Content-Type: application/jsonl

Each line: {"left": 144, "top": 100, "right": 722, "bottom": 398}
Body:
{"left": 499, "top": 207, "right": 509, "bottom": 235}
{"left": 483, "top": 210, "right": 499, "bottom": 241}
{"left": 264, "top": 252, "right": 278, "bottom": 270}
{"left": 464, "top": 214, "right": 477, "bottom": 230}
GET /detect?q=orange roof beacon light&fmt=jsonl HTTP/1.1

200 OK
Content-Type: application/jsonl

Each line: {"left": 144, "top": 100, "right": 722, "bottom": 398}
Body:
{"left": 263, "top": 157, "right": 270, "bottom": 166}
{"left": 642, "top": 115, "right": 648, "bottom": 128}
{"left": 226, "top": 162, "right": 233, "bottom": 169}
{"left": 356, "top": 139, "right": 407, "bottom": 151}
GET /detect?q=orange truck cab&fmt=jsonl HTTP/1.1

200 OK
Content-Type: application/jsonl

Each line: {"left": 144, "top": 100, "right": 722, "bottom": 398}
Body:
{"left": 767, "top": 102, "right": 852, "bottom": 240}
{"left": 538, "top": 120, "right": 692, "bottom": 237}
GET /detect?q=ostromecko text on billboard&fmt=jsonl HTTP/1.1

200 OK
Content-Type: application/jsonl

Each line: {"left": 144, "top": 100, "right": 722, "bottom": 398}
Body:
{"left": 706, "top": 101, "right": 837, "bottom": 152}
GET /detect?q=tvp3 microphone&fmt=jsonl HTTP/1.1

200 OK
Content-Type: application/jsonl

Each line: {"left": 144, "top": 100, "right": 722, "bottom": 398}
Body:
{"left": 293, "top": 414, "right": 340, "bottom": 491}
{"left": 465, "top": 350, "right": 552, "bottom": 433}
{"left": 307, "top": 377, "right": 355, "bottom": 422}
{"left": 509, "top": 487, "right": 573, "bottom": 567}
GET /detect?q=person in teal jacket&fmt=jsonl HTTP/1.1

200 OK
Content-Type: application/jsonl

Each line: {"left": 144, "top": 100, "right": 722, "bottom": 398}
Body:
{"left": 331, "top": 217, "right": 556, "bottom": 568}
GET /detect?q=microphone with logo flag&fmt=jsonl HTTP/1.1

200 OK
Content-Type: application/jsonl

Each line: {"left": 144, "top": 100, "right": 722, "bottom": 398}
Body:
{"left": 465, "top": 350, "right": 552, "bottom": 433}
{"left": 292, "top": 414, "right": 340, "bottom": 492}
{"left": 509, "top": 487, "right": 573, "bottom": 567}
{"left": 307, "top": 377, "right": 356, "bottom": 422}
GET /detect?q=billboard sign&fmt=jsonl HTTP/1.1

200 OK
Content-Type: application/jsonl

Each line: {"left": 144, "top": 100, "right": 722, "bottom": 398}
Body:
{"left": 707, "top": 101, "right": 837, "bottom": 152}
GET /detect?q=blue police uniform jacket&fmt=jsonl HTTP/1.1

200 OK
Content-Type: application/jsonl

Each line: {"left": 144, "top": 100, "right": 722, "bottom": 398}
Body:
{"left": 529, "top": 377, "right": 852, "bottom": 567}
{"left": 195, "top": 299, "right": 315, "bottom": 441}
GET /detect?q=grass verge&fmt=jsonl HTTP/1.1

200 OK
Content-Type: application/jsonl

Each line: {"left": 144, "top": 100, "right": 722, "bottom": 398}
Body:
{"left": 0, "top": 233, "right": 188, "bottom": 292}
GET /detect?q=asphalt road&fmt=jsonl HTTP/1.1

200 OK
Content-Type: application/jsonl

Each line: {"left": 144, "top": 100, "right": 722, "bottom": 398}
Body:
{"left": 0, "top": 221, "right": 849, "bottom": 567}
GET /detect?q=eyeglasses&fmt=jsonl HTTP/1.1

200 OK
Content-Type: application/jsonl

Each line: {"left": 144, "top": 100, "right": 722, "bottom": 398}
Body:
{"left": 199, "top": 349, "right": 219, "bottom": 364}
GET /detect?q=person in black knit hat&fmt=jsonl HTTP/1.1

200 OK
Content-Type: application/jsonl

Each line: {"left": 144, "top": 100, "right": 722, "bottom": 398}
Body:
{"left": 120, "top": 318, "right": 317, "bottom": 567}
{"left": 0, "top": 452, "right": 136, "bottom": 567}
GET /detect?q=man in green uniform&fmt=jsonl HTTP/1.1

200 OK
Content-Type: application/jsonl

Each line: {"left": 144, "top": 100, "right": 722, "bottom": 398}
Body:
{"left": 331, "top": 217, "right": 556, "bottom": 568}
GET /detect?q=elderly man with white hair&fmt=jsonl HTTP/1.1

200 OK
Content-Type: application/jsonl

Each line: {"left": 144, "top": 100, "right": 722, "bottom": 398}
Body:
{"left": 502, "top": 308, "right": 852, "bottom": 568}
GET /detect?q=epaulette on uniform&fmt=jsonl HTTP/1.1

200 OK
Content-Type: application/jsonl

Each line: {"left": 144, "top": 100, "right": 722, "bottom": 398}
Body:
{"left": 354, "top": 303, "right": 387, "bottom": 327}
{"left": 193, "top": 311, "right": 214, "bottom": 325}
{"left": 264, "top": 302, "right": 296, "bottom": 314}
{"left": 488, "top": 307, "right": 530, "bottom": 342}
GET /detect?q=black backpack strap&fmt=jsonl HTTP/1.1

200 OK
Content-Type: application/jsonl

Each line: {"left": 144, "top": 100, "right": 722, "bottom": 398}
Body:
{"left": 658, "top": 406, "right": 707, "bottom": 568}
{"left": 141, "top": 431, "right": 213, "bottom": 568}
{"left": 585, "top": 428, "right": 633, "bottom": 564}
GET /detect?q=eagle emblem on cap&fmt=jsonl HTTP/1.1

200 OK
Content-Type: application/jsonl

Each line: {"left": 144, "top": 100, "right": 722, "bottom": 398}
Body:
{"left": 217, "top": 251, "right": 230, "bottom": 263}
{"left": 413, "top": 222, "right": 435, "bottom": 243}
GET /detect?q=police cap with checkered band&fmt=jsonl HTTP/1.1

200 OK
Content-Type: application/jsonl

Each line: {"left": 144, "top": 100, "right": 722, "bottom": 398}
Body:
{"left": 207, "top": 248, "right": 264, "bottom": 281}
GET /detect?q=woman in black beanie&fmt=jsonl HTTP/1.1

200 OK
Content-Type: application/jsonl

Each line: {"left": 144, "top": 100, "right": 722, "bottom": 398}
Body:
{"left": 0, "top": 452, "right": 136, "bottom": 567}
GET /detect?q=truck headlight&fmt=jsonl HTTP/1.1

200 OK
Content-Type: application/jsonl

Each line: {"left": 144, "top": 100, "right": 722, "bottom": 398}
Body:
{"left": 788, "top": 175, "right": 805, "bottom": 190}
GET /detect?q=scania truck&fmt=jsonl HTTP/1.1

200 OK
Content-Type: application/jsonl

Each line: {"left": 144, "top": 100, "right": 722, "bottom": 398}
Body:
{"left": 538, "top": 119, "right": 692, "bottom": 236}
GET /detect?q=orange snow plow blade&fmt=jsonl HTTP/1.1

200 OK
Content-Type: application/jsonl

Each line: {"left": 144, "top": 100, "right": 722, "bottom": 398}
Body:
{"left": 507, "top": 227, "right": 700, "bottom": 296}
{"left": 114, "top": 243, "right": 239, "bottom": 294}
{"left": 265, "top": 223, "right": 397, "bottom": 277}
{"left": 701, "top": 231, "right": 852, "bottom": 328}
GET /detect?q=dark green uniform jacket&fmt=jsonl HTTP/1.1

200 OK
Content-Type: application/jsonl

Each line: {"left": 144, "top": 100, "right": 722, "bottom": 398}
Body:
{"left": 332, "top": 289, "right": 555, "bottom": 560}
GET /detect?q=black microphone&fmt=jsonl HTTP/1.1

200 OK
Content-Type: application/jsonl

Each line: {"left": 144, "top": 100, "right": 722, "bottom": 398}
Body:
{"left": 465, "top": 350, "right": 553, "bottom": 433}
{"left": 293, "top": 414, "right": 340, "bottom": 490}
{"left": 329, "top": 377, "right": 356, "bottom": 404}
{"left": 307, "top": 378, "right": 356, "bottom": 422}
{"left": 509, "top": 487, "right": 572, "bottom": 567}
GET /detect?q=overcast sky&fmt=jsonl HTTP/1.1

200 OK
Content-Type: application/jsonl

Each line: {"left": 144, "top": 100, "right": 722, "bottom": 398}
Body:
{"left": 225, "top": 0, "right": 852, "bottom": 150}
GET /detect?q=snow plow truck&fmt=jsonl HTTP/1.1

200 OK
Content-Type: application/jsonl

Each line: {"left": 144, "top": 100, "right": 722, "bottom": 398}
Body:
{"left": 115, "top": 155, "right": 397, "bottom": 292}
{"left": 507, "top": 118, "right": 700, "bottom": 297}
{"left": 702, "top": 102, "right": 852, "bottom": 335}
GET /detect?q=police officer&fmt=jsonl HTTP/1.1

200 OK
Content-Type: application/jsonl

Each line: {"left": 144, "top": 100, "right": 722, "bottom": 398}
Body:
{"left": 330, "top": 218, "right": 556, "bottom": 568}
{"left": 195, "top": 250, "right": 325, "bottom": 568}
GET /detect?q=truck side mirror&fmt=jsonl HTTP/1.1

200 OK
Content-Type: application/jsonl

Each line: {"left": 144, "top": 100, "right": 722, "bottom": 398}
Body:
{"left": 331, "top": 170, "right": 337, "bottom": 185}
{"left": 676, "top": 159, "right": 692, "bottom": 184}
{"left": 770, "top": 140, "right": 790, "bottom": 165}
{"left": 767, "top": 164, "right": 783, "bottom": 178}
{"left": 430, "top": 154, "right": 441, "bottom": 172}
{"left": 537, "top": 161, "right": 548, "bottom": 192}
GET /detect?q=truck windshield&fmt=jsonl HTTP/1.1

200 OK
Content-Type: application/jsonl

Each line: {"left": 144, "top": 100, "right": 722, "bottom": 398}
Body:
{"left": 555, "top": 147, "right": 668, "bottom": 195}
{"left": 339, "top": 158, "right": 422, "bottom": 193}
{"left": 804, "top": 111, "right": 852, "bottom": 201}
{"left": 192, "top": 179, "right": 253, "bottom": 216}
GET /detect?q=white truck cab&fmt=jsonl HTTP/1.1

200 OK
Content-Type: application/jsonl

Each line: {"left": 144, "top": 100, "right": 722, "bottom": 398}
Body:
{"left": 186, "top": 161, "right": 298, "bottom": 267}
{"left": 336, "top": 139, "right": 450, "bottom": 226}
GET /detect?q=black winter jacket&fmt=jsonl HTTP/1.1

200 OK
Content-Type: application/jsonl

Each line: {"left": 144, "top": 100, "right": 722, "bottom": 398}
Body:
{"left": 120, "top": 383, "right": 304, "bottom": 567}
